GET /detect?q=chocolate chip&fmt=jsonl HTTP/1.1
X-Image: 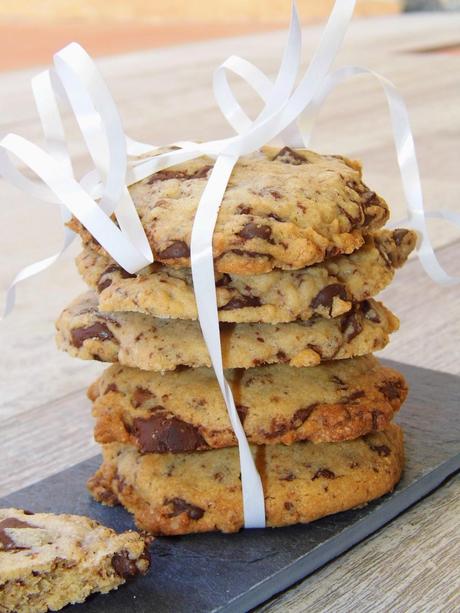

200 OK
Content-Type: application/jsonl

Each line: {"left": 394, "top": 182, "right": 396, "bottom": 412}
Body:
{"left": 370, "top": 444, "right": 391, "bottom": 457}
{"left": 311, "top": 284, "right": 348, "bottom": 315}
{"left": 112, "top": 549, "right": 150, "bottom": 578}
{"left": 132, "top": 388, "right": 154, "bottom": 408}
{"left": 0, "top": 518, "right": 35, "bottom": 550}
{"left": 105, "top": 383, "right": 118, "bottom": 394}
{"left": 132, "top": 415, "right": 208, "bottom": 453}
{"left": 268, "top": 212, "right": 283, "bottom": 222}
{"left": 166, "top": 498, "right": 205, "bottom": 520}
{"left": 284, "top": 502, "right": 293, "bottom": 510}
{"left": 273, "top": 146, "right": 307, "bottom": 165}
{"left": 361, "top": 300, "right": 381, "bottom": 323}
{"left": 392, "top": 228, "right": 409, "bottom": 246}
{"left": 340, "top": 310, "right": 363, "bottom": 342}
{"left": 378, "top": 380, "right": 404, "bottom": 401}
{"left": 238, "top": 223, "right": 272, "bottom": 241}
{"left": 71, "top": 323, "right": 114, "bottom": 348}
{"left": 220, "top": 295, "right": 261, "bottom": 310}
{"left": 312, "top": 468, "right": 336, "bottom": 480}
{"left": 157, "top": 241, "right": 190, "bottom": 260}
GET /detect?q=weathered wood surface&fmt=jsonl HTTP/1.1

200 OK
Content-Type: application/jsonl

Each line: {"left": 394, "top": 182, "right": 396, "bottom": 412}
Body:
{"left": 0, "top": 12, "right": 459, "bottom": 611}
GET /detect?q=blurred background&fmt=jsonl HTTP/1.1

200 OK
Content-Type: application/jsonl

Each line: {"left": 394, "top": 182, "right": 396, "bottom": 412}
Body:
{"left": 0, "top": 0, "right": 459, "bottom": 71}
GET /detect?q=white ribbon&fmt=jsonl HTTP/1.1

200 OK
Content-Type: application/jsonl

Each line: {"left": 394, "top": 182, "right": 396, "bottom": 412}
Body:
{"left": 1, "top": 0, "right": 459, "bottom": 527}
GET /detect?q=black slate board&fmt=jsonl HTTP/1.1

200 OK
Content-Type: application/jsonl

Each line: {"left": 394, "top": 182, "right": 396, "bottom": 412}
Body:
{"left": 2, "top": 360, "right": 460, "bottom": 612}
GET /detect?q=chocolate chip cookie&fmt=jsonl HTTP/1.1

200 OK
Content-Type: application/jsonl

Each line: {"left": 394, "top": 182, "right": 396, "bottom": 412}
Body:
{"left": 0, "top": 508, "right": 150, "bottom": 613}
{"left": 76, "top": 228, "right": 416, "bottom": 323}
{"left": 88, "top": 355, "right": 407, "bottom": 450}
{"left": 56, "top": 292, "right": 399, "bottom": 371}
{"left": 88, "top": 424, "right": 404, "bottom": 535}
{"left": 68, "top": 146, "right": 389, "bottom": 274}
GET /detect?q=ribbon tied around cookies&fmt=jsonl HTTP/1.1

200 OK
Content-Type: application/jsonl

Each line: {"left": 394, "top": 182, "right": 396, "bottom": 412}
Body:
{"left": 1, "top": 0, "right": 459, "bottom": 527}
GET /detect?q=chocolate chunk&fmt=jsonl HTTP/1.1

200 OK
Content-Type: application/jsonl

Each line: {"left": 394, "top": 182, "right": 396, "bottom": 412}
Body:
{"left": 157, "top": 241, "right": 190, "bottom": 260}
{"left": 340, "top": 310, "right": 363, "bottom": 342}
{"left": 341, "top": 390, "right": 365, "bottom": 403}
{"left": 97, "top": 264, "right": 135, "bottom": 293}
{"left": 280, "top": 472, "right": 296, "bottom": 481}
{"left": 192, "top": 165, "right": 213, "bottom": 179}
{"left": 311, "top": 284, "right": 348, "bottom": 315}
{"left": 238, "top": 222, "right": 272, "bottom": 241}
{"left": 112, "top": 549, "right": 150, "bottom": 578}
{"left": 215, "top": 274, "right": 232, "bottom": 287}
{"left": 284, "top": 502, "right": 293, "bottom": 510}
{"left": 0, "top": 518, "right": 35, "bottom": 550}
{"left": 378, "top": 380, "right": 404, "bottom": 401}
{"left": 148, "top": 165, "right": 212, "bottom": 184}
{"left": 220, "top": 295, "right": 261, "bottom": 310}
{"left": 374, "top": 238, "right": 393, "bottom": 268}
{"left": 392, "top": 228, "right": 409, "bottom": 247}
{"left": 331, "top": 375, "right": 347, "bottom": 389}
{"left": 276, "top": 350, "right": 289, "bottom": 363}
{"left": 338, "top": 204, "right": 363, "bottom": 229}
{"left": 132, "top": 415, "right": 208, "bottom": 453}
{"left": 273, "top": 146, "right": 307, "bottom": 165}
{"left": 132, "top": 387, "right": 154, "bottom": 408}
{"left": 370, "top": 444, "right": 391, "bottom": 457}
{"left": 236, "top": 205, "right": 252, "bottom": 215}
{"left": 71, "top": 323, "right": 114, "bottom": 348}
{"left": 312, "top": 468, "right": 336, "bottom": 480}
{"left": 291, "top": 406, "right": 315, "bottom": 429}
{"left": 166, "top": 497, "right": 205, "bottom": 520}
{"left": 361, "top": 300, "right": 381, "bottom": 323}
{"left": 371, "top": 410, "right": 384, "bottom": 431}
{"left": 230, "top": 249, "right": 273, "bottom": 261}
{"left": 105, "top": 383, "right": 118, "bottom": 394}
{"left": 97, "top": 277, "right": 112, "bottom": 292}
{"left": 236, "top": 405, "right": 248, "bottom": 424}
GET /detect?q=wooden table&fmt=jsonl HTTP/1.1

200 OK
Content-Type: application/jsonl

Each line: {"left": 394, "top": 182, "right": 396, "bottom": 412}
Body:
{"left": 1, "top": 12, "right": 459, "bottom": 612}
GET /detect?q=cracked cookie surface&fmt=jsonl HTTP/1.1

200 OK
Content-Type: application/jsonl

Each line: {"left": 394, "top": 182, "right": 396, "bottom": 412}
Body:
{"left": 68, "top": 146, "right": 390, "bottom": 274}
{"left": 88, "top": 355, "right": 407, "bottom": 450}
{"left": 0, "top": 508, "right": 150, "bottom": 613}
{"left": 88, "top": 424, "right": 404, "bottom": 535}
{"left": 56, "top": 292, "right": 399, "bottom": 371}
{"left": 76, "top": 228, "right": 416, "bottom": 323}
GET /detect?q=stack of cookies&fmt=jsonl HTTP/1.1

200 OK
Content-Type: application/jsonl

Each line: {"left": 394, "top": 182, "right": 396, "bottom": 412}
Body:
{"left": 56, "top": 146, "right": 416, "bottom": 535}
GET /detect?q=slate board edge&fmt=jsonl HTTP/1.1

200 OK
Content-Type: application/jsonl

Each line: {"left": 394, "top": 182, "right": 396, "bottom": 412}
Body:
{"left": 219, "top": 454, "right": 460, "bottom": 613}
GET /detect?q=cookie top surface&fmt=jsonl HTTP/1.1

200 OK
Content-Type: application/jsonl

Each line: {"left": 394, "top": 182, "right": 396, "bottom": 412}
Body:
{"left": 0, "top": 507, "right": 149, "bottom": 581}
{"left": 56, "top": 291, "right": 399, "bottom": 371}
{"left": 76, "top": 228, "right": 416, "bottom": 323}
{"left": 90, "top": 355, "right": 407, "bottom": 449}
{"left": 89, "top": 424, "right": 404, "bottom": 534}
{"left": 69, "top": 146, "right": 389, "bottom": 274}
